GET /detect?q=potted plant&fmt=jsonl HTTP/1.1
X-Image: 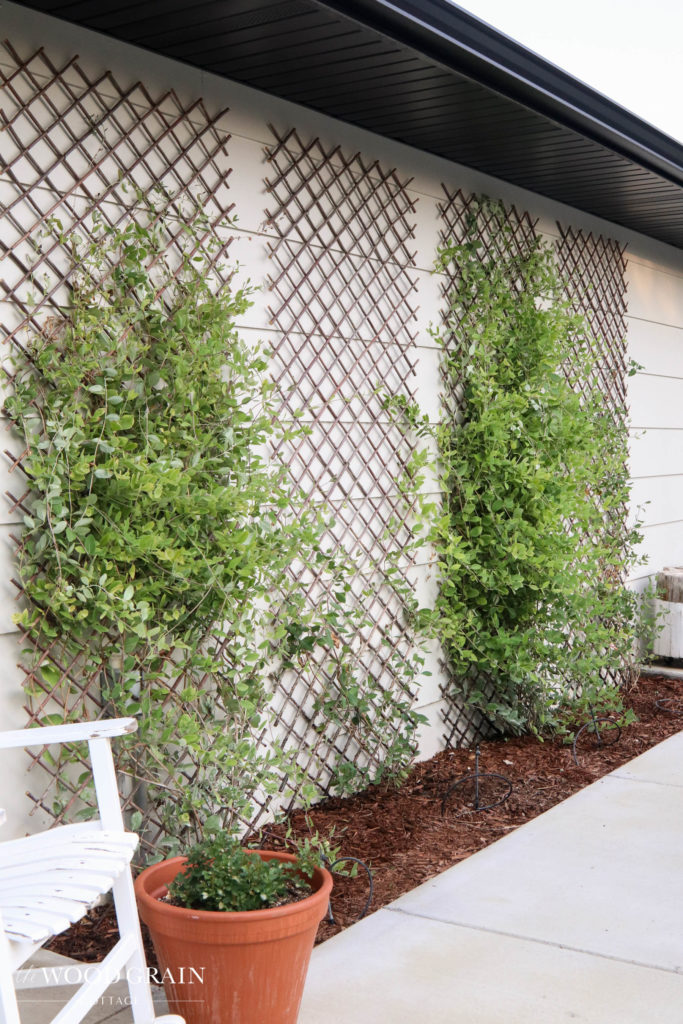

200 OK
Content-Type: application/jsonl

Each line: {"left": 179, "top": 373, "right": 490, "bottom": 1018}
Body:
{"left": 134, "top": 836, "right": 333, "bottom": 1024}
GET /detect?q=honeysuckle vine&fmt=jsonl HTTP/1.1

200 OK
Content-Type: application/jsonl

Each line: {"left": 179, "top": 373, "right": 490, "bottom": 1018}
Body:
{"left": 6, "top": 193, "right": 425, "bottom": 853}
{"left": 388, "top": 198, "right": 644, "bottom": 736}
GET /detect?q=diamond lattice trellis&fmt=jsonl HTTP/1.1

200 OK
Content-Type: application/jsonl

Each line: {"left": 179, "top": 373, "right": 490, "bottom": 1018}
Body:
{"left": 263, "top": 125, "right": 424, "bottom": 794}
{"left": 0, "top": 42, "right": 238, "bottom": 853}
{"left": 436, "top": 187, "right": 541, "bottom": 746}
{"left": 555, "top": 223, "right": 633, "bottom": 691}
{"left": 435, "top": 188, "right": 633, "bottom": 745}
{"left": 555, "top": 224, "right": 629, "bottom": 421}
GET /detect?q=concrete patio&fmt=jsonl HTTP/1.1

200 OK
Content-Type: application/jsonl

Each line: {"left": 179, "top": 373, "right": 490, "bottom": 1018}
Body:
{"left": 17, "top": 730, "right": 683, "bottom": 1024}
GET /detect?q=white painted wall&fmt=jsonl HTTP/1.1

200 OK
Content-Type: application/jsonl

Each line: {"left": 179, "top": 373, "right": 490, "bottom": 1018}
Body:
{"left": 1, "top": 1, "right": 681, "bottom": 836}
{"left": 625, "top": 251, "right": 683, "bottom": 589}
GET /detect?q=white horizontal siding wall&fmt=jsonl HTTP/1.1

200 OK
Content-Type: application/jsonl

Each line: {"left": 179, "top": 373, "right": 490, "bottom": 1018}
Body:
{"left": 625, "top": 251, "right": 683, "bottom": 590}
{"left": 2, "top": 1, "right": 682, "bottom": 835}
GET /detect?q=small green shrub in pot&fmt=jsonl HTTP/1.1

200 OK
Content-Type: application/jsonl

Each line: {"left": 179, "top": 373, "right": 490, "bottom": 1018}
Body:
{"left": 166, "top": 836, "right": 313, "bottom": 912}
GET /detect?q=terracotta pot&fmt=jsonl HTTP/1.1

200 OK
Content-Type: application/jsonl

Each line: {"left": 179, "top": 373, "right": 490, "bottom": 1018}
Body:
{"left": 134, "top": 850, "right": 333, "bottom": 1024}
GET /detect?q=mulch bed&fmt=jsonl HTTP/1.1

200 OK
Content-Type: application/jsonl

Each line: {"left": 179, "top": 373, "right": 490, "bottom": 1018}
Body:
{"left": 47, "top": 673, "right": 683, "bottom": 963}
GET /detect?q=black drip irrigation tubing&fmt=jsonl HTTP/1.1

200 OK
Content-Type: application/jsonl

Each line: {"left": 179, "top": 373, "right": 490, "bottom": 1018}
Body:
{"left": 440, "top": 746, "right": 512, "bottom": 815}
{"left": 323, "top": 856, "right": 374, "bottom": 926}
{"left": 571, "top": 707, "right": 621, "bottom": 766}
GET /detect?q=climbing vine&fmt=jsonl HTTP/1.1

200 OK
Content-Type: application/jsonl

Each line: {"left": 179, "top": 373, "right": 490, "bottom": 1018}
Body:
{"left": 7, "top": 192, "right": 424, "bottom": 851}
{"left": 427, "top": 200, "right": 642, "bottom": 734}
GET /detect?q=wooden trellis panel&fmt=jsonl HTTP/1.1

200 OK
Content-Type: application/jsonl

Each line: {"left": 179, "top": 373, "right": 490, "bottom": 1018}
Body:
{"left": 556, "top": 224, "right": 633, "bottom": 691}
{"left": 435, "top": 188, "right": 539, "bottom": 420}
{"left": 555, "top": 225, "right": 629, "bottom": 419}
{"left": 436, "top": 189, "right": 632, "bottom": 745}
{"left": 264, "top": 125, "right": 422, "bottom": 792}
{"left": 436, "top": 187, "right": 540, "bottom": 746}
{"left": 0, "top": 42, "right": 237, "bottom": 853}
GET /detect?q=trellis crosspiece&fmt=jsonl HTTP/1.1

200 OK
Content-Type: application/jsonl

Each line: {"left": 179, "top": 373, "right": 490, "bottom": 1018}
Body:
{"left": 0, "top": 718, "right": 184, "bottom": 1024}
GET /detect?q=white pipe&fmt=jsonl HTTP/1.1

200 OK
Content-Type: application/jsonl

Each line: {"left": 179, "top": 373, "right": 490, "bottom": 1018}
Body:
{"left": 639, "top": 664, "right": 683, "bottom": 681}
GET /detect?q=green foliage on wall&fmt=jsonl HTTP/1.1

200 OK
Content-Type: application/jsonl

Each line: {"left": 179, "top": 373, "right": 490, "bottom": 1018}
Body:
{"left": 6, "top": 193, "right": 424, "bottom": 849}
{"left": 428, "top": 200, "right": 642, "bottom": 734}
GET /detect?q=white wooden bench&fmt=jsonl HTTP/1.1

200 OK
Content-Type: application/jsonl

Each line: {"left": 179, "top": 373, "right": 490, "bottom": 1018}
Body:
{"left": 0, "top": 718, "right": 183, "bottom": 1024}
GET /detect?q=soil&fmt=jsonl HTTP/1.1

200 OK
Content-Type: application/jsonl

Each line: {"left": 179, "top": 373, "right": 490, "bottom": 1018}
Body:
{"left": 47, "top": 673, "right": 683, "bottom": 964}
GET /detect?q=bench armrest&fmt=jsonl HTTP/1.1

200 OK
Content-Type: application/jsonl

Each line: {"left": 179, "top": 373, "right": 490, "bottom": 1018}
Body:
{"left": 0, "top": 718, "right": 137, "bottom": 750}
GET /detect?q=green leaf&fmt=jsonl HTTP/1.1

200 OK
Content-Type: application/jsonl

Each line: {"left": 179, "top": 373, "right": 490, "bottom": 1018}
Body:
{"left": 83, "top": 534, "right": 97, "bottom": 556}
{"left": 40, "top": 665, "right": 61, "bottom": 686}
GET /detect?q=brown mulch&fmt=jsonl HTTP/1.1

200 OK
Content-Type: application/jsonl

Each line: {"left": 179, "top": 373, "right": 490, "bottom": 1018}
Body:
{"left": 47, "top": 673, "right": 683, "bottom": 963}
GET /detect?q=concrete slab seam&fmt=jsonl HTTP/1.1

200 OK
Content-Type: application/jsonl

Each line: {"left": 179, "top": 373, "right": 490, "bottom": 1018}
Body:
{"left": 607, "top": 773, "right": 683, "bottom": 789}
{"left": 385, "top": 907, "right": 683, "bottom": 977}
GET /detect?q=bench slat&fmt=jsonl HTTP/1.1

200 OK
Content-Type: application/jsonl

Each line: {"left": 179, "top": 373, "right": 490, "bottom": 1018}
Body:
{"left": 0, "top": 825, "right": 139, "bottom": 943}
{"left": 0, "top": 719, "right": 137, "bottom": 750}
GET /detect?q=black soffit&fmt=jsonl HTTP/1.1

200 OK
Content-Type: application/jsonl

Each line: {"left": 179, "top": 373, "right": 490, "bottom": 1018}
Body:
{"left": 14, "top": 0, "right": 683, "bottom": 249}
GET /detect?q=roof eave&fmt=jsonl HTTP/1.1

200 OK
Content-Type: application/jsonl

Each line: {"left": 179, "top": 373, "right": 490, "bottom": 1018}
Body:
{"left": 315, "top": 0, "right": 683, "bottom": 189}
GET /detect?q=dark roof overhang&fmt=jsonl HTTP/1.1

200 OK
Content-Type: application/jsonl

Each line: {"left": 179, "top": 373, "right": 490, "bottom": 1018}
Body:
{"left": 13, "top": 0, "right": 683, "bottom": 248}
